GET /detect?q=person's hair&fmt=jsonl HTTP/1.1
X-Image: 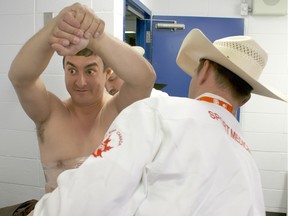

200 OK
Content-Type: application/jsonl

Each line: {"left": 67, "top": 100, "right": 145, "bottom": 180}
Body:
{"left": 62, "top": 48, "right": 107, "bottom": 71}
{"left": 197, "top": 59, "right": 253, "bottom": 100}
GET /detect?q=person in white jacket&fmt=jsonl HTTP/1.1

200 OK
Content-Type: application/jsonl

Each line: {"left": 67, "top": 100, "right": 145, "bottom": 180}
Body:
{"left": 32, "top": 29, "right": 287, "bottom": 216}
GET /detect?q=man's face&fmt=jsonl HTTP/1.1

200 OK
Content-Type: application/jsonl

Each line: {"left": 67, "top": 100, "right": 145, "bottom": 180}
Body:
{"left": 105, "top": 73, "right": 124, "bottom": 95}
{"left": 64, "top": 55, "right": 106, "bottom": 105}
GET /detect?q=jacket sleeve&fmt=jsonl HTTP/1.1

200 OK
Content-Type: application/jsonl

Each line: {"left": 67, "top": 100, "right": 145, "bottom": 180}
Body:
{"left": 33, "top": 100, "right": 161, "bottom": 216}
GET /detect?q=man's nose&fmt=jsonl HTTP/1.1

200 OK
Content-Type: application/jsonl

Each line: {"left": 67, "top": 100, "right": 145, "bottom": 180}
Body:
{"left": 76, "top": 73, "right": 87, "bottom": 87}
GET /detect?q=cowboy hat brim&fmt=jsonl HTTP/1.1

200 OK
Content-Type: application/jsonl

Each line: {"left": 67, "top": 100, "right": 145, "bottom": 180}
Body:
{"left": 176, "top": 28, "right": 288, "bottom": 102}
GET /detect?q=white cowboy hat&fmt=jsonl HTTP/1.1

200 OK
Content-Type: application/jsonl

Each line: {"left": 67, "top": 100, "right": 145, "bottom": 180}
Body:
{"left": 176, "top": 28, "right": 288, "bottom": 102}
{"left": 132, "top": 46, "right": 145, "bottom": 56}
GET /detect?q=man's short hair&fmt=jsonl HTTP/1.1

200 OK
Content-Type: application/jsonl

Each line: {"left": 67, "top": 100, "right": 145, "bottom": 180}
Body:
{"left": 197, "top": 59, "right": 253, "bottom": 100}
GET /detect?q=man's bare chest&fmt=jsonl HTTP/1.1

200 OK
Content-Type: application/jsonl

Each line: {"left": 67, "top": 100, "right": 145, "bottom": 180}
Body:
{"left": 39, "top": 117, "right": 105, "bottom": 162}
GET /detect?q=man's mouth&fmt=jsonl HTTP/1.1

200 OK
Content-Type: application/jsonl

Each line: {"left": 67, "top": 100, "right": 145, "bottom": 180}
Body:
{"left": 109, "top": 89, "right": 118, "bottom": 95}
{"left": 75, "top": 89, "right": 88, "bottom": 93}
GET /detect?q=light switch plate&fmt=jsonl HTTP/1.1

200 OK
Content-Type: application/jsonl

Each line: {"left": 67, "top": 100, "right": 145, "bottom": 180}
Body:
{"left": 44, "top": 12, "right": 54, "bottom": 26}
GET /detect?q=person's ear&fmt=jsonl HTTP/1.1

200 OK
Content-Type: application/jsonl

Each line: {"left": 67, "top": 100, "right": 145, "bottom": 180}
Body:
{"left": 105, "top": 67, "right": 113, "bottom": 80}
{"left": 197, "top": 60, "right": 210, "bottom": 84}
{"left": 240, "top": 94, "right": 251, "bottom": 107}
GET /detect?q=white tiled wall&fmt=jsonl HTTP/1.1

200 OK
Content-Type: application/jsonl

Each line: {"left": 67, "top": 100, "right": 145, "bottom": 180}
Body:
{"left": 243, "top": 11, "right": 288, "bottom": 213}
{"left": 1, "top": 0, "right": 288, "bottom": 214}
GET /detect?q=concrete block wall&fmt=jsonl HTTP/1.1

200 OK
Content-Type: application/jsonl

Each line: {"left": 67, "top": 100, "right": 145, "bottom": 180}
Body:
{"left": 0, "top": 0, "right": 44, "bottom": 206}
{"left": 242, "top": 15, "right": 288, "bottom": 213}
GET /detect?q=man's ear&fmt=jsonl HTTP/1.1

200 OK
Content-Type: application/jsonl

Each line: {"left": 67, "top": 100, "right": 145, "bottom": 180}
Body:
{"left": 240, "top": 94, "right": 251, "bottom": 107}
{"left": 105, "top": 67, "right": 113, "bottom": 80}
{"left": 198, "top": 60, "right": 210, "bottom": 85}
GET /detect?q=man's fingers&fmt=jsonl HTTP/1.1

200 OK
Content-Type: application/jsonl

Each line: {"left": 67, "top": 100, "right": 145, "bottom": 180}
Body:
{"left": 51, "top": 43, "right": 68, "bottom": 56}
{"left": 53, "top": 2, "right": 105, "bottom": 54}
{"left": 51, "top": 43, "right": 78, "bottom": 56}
{"left": 84, "top": 18, "right": 105, "bottom": 39}
{"left": 59, "top": 13, "right": 83, "bottom": 37}
{"left": 79, "top": 7, "right": 95, "bottom": 37}
{"left": 70, "top": 3, "right": 86, "bottom": 27}
{"left": 94, "top": 20, "right": 105, "bottom": 38}
{"left": 52, "top": 26, "right": 81, "bottom": 45}
{"left": 62, "top": 11, "right": 81, "bottom": 28}
{"left": 64, "top": 4, "right": 105, "bottom": 39}
{"left": 83, "top": 18, "right": 97, "bottom": 39}
{"left": 50, "top": 38, "right": 89, "bottom": 56}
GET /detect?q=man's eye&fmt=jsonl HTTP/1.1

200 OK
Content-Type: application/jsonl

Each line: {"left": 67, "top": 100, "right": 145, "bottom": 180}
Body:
{"left": 87, "top": 70, "right": 95, "bottom": 75}
{"left": 69, "top": 68, "right": 76, "bottom": 74}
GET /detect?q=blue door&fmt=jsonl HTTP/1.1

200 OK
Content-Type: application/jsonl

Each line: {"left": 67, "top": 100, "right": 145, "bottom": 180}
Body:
{"left": 151, "top": 16, "right": 244, "bottom": 97}
{"left": 125, "top": 0, "right": 152, "bottom": 61}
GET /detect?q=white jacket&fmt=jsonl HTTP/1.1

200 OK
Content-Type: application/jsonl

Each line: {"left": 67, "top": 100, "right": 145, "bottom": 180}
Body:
{"left": 34, "top": 96, "right": 265, "bottom": 216}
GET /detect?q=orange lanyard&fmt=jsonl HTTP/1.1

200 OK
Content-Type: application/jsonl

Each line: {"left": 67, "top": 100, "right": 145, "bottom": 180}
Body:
{"left": 197, "top": 96, "right": 233, "bottom": 114}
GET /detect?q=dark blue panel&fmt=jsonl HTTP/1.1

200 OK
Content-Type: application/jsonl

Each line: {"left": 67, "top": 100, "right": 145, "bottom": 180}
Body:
{"left": 152, "top": 16, "right": 244, "bottom": 97}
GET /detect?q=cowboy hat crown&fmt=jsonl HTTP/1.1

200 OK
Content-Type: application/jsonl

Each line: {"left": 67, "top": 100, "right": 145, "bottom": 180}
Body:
{"left": 176, "top": 28, "right": 287, "bottom": 102}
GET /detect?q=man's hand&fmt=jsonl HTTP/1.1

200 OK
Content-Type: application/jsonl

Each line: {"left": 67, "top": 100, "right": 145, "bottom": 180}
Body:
{"left": 49, "top": 3, "right": 105, "bottom": 56}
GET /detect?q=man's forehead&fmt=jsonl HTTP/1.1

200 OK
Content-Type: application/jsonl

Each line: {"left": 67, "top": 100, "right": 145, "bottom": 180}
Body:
{"left": 65, "top": 55, "right": 104, "bottom": 67}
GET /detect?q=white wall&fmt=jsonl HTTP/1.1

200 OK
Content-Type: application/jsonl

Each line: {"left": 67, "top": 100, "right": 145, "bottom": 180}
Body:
{"left": 140, "top": 0, "right": 288, "bottom": 213}
{"left": 0, "top": 0, "right": 287, "bottom": 213}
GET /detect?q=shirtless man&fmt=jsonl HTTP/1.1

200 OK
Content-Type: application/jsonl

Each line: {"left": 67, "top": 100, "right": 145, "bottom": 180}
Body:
{"left": 8, "top": 2, "right": 155, "bottom": 195}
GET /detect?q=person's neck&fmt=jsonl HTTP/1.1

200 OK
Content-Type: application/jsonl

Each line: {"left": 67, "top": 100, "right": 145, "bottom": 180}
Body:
{"left": 196, "top": 93, "right": 230, "bottom": 104}
{"left": 196, "top": 92, "right": 239, "bottom": 115}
